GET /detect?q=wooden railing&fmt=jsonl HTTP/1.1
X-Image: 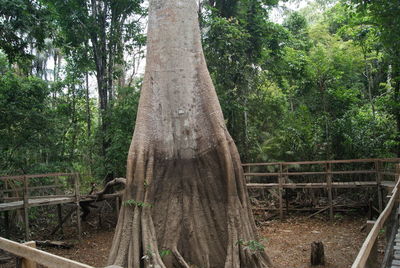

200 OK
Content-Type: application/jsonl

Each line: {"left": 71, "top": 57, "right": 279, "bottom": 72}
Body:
{"left": 0, "top": 172, "right": 80, "bottom": 201}
{"left": 0, "top": 236, "right": 125, "bottom": 268}
{"left": 0, "top": 173, "right": 81, "bottom": 240}
{"left": 0, "top": 237, "right": 93, "bottom": 268}
{"left": 243, "top": 158, "right": 400, "bottom": 219}
{"left": 352, "top": 166, "right": 400, "bottom": 268}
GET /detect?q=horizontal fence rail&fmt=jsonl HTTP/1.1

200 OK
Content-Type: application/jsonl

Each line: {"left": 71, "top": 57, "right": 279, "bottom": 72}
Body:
{"left": 242, "top": 158, "right": 400, "bottom": 220}
{"left": 0, "top": 173, "right": 79, "bottom": 180}
{"left": 242, "top": 158, "right": 400, "bottom": 166}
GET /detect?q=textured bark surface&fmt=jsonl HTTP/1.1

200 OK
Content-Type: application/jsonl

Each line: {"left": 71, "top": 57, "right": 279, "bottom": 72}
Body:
{"left": 107, "top": 0, "right": 272, "bottom": 267}
{"left": 310, "top": 241, "right": 325, "bottom": 266}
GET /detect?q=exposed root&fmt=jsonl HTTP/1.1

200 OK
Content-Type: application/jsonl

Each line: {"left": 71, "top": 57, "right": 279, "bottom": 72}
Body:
{"left": 172, "top": 248, "right": 191, "bottom": 268}
{"left": 108, "top": 140, "right": 272, "bottom": 268}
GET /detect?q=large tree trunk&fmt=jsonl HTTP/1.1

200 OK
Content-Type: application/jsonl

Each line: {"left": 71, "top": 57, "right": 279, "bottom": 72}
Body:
{"left": 107, "top": 0, "right": 272, "bottom": 267}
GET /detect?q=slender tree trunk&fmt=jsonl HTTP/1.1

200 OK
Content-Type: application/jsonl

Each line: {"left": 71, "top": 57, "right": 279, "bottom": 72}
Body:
{"left": 387, "top": 64, "right": 392, "bottom": 88}
{"left": 90, "top": 0, "right": 112, "bottom": 180}
{"left": 70, "top": 83, "right": 77, "bottom": 160}
{"left": 243, "top": 96, "right": 249, "bottom": 161}
{"left": 85, "top": 72, "right": 92, "bottom": 136}
{"left": 364, "top": 55, "right": 375, "bottom": 119}
{"left": 108, "top": 0, "right": 272, "bottom": 267}
{"left": 107, "top": 41, "right": 114, "bottom": 103}
{"left": 394, "top": 70, "right": 400, "bottom": 157}
{"left": 85, "top": 72, "right": 93, "bottom": 173}
{"left": 53, "top": 50, "right": 58, "bottom": 83}
{"left": 367, "top": 71, "right": 376, "bottom": 118}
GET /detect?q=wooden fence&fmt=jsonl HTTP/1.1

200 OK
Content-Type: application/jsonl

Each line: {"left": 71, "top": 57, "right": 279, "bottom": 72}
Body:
{"left": 0, "top": 173, "right": 81, "bottom": 240}
{"left": 243, "top": 158, "right": 400, "bottom": 220}
{"left": 351, "top": 167, "right": 400, "bottom": 268}
{"left": 1, "top": 159, "right": 400, "bottom": 267}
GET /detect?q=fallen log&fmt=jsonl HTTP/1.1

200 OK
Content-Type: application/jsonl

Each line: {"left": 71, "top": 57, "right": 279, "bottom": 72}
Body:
{"left": 96, "top": 178, "right": 126, "bottom": 197}
{"left": 78, "top": 177, "right": 126, "bottom": 221}
{"left": 307, "top": 205, "right": 333, "bottom": 219}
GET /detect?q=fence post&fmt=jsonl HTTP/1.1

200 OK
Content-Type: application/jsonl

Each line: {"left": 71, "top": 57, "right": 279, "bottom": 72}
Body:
{"left": 21, "top": 241, "right": 37, "bottom": 268}
{"left": 57, "top": 204, "right": 63, "bottom": 235}
{"left": 278, "top": 163, "right": 284, "bottom": 220}
{"left": 284, "top": 165, "right": 289, "bottom": 215}
{"left": 115, "top": 196, "right": 120, "bottom": 220}
{"left": 54, "top": 175, "right": 62, "bottom": 195}
{"left": 375, "top": 160, "right": 383, "bottom": 212}
{"left": 23, "top": 176, "right": 30, "bottom": 241}
{"left": 246, "top": 165, "right": 251, "bottom": 183}
{"left": 2, "top": 179, "right": 9, "bottom": 238}
{"left": 4, "top": 211, "right": 9, "bottom": 238}
{"left": 74, "top": 174, "right": 81, "bottom": 240}
{"left": 326, "top": 163, "right": 333, "bottom": 221}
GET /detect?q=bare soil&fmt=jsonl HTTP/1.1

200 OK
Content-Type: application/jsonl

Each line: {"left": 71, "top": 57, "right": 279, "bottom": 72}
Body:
{"left": 46, "top": 228, "right": 115, "bottom": 267}
{"left": 41, "top": 214, "right": 368, "bottom": 268}
{"left": 260, "top": 215, "right": 367, "bottom": 268}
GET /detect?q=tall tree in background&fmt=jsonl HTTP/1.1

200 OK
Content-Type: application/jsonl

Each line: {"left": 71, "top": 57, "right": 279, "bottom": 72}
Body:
{"left": 1, "top": 0, "right": 398, "bottom": 182}
{"left": 203, "top": 0, "right": 281, "bottom": 161}
{"left": 348, "top": 0, "right": 400, "bottom": 156}
{"left": 108, "top": 0, "right": 272, "bottom": 267}
{"left": 44, "top": 0, "right": 146, "bottom": 179}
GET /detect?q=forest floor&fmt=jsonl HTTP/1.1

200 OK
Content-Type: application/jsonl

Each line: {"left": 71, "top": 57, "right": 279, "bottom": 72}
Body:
{"left": 259, "top": 214, "right": 372, "bottom": 268}
{"left": 40, "top": 213, "right": 371, "bottom": 268}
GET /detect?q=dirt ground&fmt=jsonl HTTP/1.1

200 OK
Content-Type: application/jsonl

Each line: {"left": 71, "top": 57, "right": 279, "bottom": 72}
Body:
{"left": 259, "top": 215, "right": 367, "bottom": 268}
{"left": 39, "top": 214, "right": 368, "bottom": 268}
{"left": 46, "top": 228, "right": 115, "bottom": 267}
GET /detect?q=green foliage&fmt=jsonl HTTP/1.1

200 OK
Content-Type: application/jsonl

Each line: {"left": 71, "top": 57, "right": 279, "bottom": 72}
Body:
{"left": 141, "top": 245, "right": 154, "bottom": 262}
{"left": 0, "top": 0, "right": 399, "bottom": 186}
{"left": 283, "top": 12, "right": 308, "bottom": 37}
{"left": 39, "top": 0, "right": 147, "bottom": 181}
{"left": 334, "top": 107, "right": 396, "bottom": 159}
{"left": 346, "top": 0, "right": 400, "bottom": 155}
{"left": 0, "top": 64, "right": 99, "bottom": 174}
{"left": 123, "top": 199, "right": 153, "bottom": 208}
{"left": 236, "top": 238, "right": 267, "bottom": 252}
{"left": 0, "top": 64, "right": 50, "bottom": 172}
{"left": 94, "top": 84, "right": 141, "bottom": 179}
{"left": 159, "top": 249, "right": 172, "bottom": 258}
{"left": 203, "top": 0, "right": 288, "bottom": 161}
{"left": 0, "top": 0, "right": 54, "bottom": 63}
{"left": 203, "top": 0, "right": 398, "bottom": 162}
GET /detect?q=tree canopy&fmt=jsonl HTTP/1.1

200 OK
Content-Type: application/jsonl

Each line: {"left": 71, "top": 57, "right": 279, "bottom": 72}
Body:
{"left": 0, "top": 0, "right": 398, "bottom": 179}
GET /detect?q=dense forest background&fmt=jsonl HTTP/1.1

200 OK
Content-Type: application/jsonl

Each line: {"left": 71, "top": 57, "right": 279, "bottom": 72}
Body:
{"left": 0, "top": 0, "right": 399, "bottom": 182}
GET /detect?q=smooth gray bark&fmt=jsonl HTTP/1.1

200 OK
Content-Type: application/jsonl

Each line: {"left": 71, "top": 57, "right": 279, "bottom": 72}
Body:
{"left": 108, "top": 1, "right": 272, "bottom": 267}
